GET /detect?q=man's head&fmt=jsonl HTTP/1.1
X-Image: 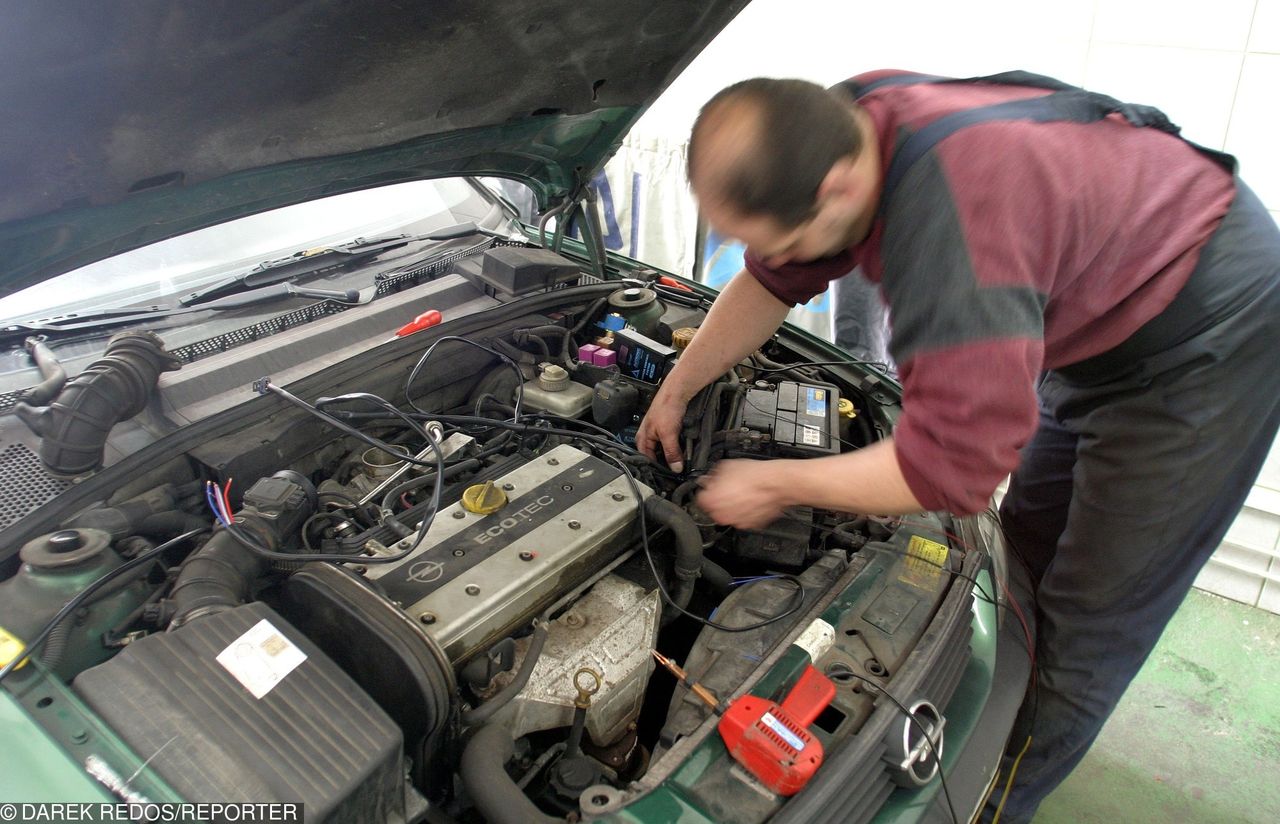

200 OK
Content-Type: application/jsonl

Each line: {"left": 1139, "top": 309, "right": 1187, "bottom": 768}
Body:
{"left": 687, "top": 78, "right": 880, "bottom": 267}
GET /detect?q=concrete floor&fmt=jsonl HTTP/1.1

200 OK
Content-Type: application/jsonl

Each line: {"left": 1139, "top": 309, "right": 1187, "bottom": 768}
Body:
{"left": 1034, "top": 589, "right": 1280, "bottom": 823}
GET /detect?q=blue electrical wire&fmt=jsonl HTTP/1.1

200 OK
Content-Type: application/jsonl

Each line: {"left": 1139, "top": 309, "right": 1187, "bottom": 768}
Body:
{"left": 204, "top": 481, "right": 231, "bottom": 527}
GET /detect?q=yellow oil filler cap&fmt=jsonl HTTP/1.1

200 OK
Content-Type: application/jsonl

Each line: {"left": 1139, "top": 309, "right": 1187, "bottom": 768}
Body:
{"left": 461, "top": 480, "right": 507, "bottom": 515}
{"left": 0, "top": 626, "right": 28, "bottom": 671}
{"left": 838, "top": 398, "right": 857, "bottom": 419}
{"left": 670, "top": 327, "right": 697, "bottom": 352}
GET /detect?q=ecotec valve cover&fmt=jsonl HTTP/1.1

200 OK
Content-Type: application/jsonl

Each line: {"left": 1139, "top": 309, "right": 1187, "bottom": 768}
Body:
{"left": 366, "top": 444, "right": 651, "bottom": 660}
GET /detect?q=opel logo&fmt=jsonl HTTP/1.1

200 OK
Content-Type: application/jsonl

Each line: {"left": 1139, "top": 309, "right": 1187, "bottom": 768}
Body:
{"left": 884, "top": 698, "right": 946, "bottom": 787}
{"left": 406, "top": 560, "right": 444, "bottom": 583}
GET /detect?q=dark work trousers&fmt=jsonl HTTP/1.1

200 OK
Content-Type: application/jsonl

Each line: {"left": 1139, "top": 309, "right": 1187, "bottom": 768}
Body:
{"left": 983, "top": 181, "right": 1280, "bottom": 823}
{"left": 833, "top": 267, "right": 895, "bottom": 375}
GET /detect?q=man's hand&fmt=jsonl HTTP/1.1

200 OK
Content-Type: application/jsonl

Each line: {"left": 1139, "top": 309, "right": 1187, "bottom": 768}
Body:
{"left": 695, "top": 458, "right": 796, "bottom": 530}
{"left": 698, "top": 441, "right": 926, "bottom": 527}
{"left": 636, "top": 393, "right": 688, "bottom": 473}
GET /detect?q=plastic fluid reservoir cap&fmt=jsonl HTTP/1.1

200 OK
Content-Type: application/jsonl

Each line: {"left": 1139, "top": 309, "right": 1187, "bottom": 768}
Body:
{"left": 671, "top": 327, "right": 697, "bottom": 351}
{"left": 537, "top": 363, "right": 571, "bottom": 392}
{"left": 20, "top": 528, "right": 111, "bottom": 569}
{"left": 461, "top": 481, "right": 507, "bottom": 515}
{"left": 601, "top": 313, "right": 627, "bottom": 332}
{"left": 608, "top": 287, "right": 657, "bottom": 309}
{"left": 838, "top": 398, "right": 857, "bottom": 419}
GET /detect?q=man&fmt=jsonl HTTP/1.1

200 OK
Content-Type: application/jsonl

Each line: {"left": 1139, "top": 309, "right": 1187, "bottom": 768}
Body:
{"left": 636, "top": 72, "right": 1280, "bottom": 822}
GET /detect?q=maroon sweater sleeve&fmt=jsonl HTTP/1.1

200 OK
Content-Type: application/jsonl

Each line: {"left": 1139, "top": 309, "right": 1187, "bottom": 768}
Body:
{"left": 878, "top": 128, "right": 1055, "bottom": 514}
{"left": 743, "top": 248, "right": 855, "bottom": 306}
{"left": 893, "top": 340, "right": 1042, "bottom": 514}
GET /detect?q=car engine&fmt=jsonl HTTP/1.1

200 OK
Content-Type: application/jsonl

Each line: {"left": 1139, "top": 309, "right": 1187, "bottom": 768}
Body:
{"left": 0, "top": 247, "right": 963, "bottom": 823}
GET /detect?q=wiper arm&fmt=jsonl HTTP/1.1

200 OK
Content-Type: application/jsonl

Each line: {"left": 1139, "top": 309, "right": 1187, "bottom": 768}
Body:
{"left": 0, "top": 222, "right": 498, "bottom": 344}
{"left": 0, "top": 283, "right": 363, "bottom": 343}
{"left": 180, "top": 238, "right": 406, "bottom": 306}
{"left": 180, "top": 221, "right": 492, "bottom": 306}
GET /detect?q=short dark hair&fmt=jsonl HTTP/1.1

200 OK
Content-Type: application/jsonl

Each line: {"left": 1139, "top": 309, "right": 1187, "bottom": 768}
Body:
{"left": 688, "top": 78, "right": 863, "bottom": 228}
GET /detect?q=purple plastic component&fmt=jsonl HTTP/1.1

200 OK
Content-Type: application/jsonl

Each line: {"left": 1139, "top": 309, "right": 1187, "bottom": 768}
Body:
{"left": 593, "top": 349, "right": 617, "bottom": 367}
{"left": 578, "top": 344, "right": 600, "bottom": 362}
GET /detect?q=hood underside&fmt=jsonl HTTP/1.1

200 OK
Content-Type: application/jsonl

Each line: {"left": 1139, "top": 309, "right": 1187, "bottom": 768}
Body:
{"left": 0, "top": 0, "right": 748, "bottom": 296}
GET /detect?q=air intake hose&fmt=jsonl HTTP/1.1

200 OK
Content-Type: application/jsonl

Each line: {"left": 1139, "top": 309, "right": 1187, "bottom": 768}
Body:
{"left": 15, "top": 332, "right": 181, "bottom": 476}
{"left": 168, "top": 472, "right": 316, "bottom": 628}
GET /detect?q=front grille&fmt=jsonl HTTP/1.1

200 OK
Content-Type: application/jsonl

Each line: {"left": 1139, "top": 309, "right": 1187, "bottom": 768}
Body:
{"left": 0, "top": 442, "right": 70, "bottom": 531}
{"left": 922, "top": 598, "right": 976, "bottom": 710}
{"left": 780, "top": 593, "right": 976, "bottom": 824}
{"left": 815, "top": 741, "right": 895, "bottom": 824}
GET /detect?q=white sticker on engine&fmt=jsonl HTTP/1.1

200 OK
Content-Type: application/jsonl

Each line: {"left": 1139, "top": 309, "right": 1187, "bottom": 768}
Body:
{"left": 216, "top": 619, "right": 307, "bottom": 699}
{"left": 792, "top": 618, "right": 835, "bottom": 662}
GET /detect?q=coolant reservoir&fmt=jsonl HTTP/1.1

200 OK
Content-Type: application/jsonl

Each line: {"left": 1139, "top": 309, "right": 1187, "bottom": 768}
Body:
{"left": 0, "top": 528, "right": 151, "bottom": 679}
{"left": 520, "top": 363, "right": 594, "bottom": 418}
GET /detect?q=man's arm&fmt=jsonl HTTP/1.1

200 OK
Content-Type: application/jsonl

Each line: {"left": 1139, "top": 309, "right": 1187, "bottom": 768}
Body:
{"left": 695, "top": 439, "right": 924, "bottom": 530}
{"left": 636, "top": 269, "right": 791, "bottom": 472}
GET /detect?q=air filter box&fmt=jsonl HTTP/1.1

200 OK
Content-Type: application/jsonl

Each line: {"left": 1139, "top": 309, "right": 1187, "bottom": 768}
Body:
{"left": 74, "top": 602, "right": 405, "bottom": 823}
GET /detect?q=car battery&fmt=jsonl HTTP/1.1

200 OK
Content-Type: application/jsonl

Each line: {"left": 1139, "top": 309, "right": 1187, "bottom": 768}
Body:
{"left": 736, "top": 380, "right": 841, "bottom": 457}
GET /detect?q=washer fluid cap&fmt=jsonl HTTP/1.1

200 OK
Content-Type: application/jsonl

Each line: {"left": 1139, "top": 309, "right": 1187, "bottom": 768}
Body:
{"left": 538, "top": 363, "right": 571, "bottom": 392}
{"left": 462, "top": 481, "right": 508, "bottom": 515}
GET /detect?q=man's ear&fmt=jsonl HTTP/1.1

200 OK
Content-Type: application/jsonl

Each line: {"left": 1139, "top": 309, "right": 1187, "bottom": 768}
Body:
{"left": 816, "top": 157, "right": 864, "bottom": 207}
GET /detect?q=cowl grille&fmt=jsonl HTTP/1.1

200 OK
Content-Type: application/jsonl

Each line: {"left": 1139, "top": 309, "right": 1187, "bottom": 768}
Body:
{"left": 0, "top": 441, "right": 70, "bottom": 531}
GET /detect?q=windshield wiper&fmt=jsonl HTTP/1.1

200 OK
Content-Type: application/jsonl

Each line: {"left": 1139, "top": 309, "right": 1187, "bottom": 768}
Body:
{"left": 0, "top": 222, "right": 502, "bottom": 345}
{"left": 180, "top": 221, "right": 496, "bottom": 306}
{"left": 179, "top": 238, "right": 406, "bottom": 306}
{"left": 0, "top": 282, "right": 365, "bottom": 343}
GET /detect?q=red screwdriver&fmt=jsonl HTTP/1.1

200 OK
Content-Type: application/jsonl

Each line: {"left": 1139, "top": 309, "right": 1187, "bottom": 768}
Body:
{"left": 652, "top": 649, "right": 836, "bottom": 796}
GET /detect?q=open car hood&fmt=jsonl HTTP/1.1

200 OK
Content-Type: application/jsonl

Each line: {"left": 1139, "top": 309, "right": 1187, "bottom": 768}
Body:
{"left": 0, "top": 0, "right": 748, "bottom": 297}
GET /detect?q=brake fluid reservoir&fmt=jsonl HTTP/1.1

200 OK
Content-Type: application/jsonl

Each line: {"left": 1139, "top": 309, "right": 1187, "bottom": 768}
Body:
{"left": 519, "top": 364, "right": 594, "bottom": 418}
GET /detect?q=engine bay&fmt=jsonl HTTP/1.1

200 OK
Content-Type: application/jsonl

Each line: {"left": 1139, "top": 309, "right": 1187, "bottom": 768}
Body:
{"left": 0, "top": 246, "right": 973, "bottom": 823}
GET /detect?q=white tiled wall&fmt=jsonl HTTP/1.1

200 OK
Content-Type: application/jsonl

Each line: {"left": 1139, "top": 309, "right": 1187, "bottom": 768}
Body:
{"left": 620, "top": 0, "right": 1280, "bottom": 610}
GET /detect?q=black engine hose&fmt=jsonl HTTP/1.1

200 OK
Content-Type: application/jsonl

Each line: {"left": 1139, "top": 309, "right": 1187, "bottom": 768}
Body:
{"left": 167, "top": 522, "right": 273, "bottom": 628}
{"left": 514, "top": 324, "right": 575, "bottom": 367}
{"left": 460, "top": 723, "right": 561, "bottom": 824}
{"left": 379, "top": 458, "right": 482, "bottom": 512}
{"left": 644, "top": 497, "right": 704, "bottom": 619}
{"left": 461, "top": 621, "right": 550, "bottom": 727}
{"left": 690, "top": 381, "right": 731, "bottom": 473}
{"left": 700, "top": 558, "right": 733, "bottom": 595}
{"left": 69, "top": 484, "right": 191, "bottom": 539}
{"left": 19, "top": 336, "right": 68, "bottom": 406}
{"left": 14, "top": 332, "right": 181, "bottom": 476}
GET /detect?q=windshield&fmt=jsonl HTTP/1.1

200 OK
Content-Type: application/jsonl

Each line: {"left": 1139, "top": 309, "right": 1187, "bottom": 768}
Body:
{"left": 0, "top": 178, "right": 508, "bottom": 325}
